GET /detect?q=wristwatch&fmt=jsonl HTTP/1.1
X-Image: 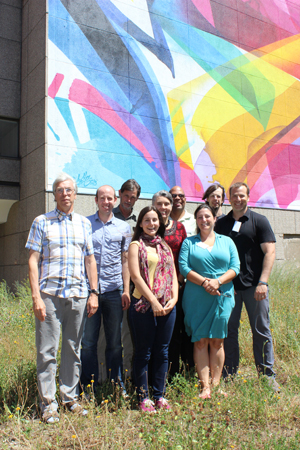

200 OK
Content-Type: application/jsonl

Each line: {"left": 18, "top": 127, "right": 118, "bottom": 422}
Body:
{"left": 258, "top": 281, "right": 268, "bottom": 286}
{"left": 90, "top": 289, "right": 99, "bottom": 295}
{"left": 217, "top": 278, "right": 222, "bottom": 286}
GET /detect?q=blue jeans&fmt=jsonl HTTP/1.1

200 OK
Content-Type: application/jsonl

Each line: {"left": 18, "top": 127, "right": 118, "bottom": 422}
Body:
{"left": 81, "top": 288, "right": 123, "bottom": 387}
{"left": 129, "top": 297, "right": 176, "bottom": 400}
{"left": 223, "top": 286, "right": 275, "bottom": 378}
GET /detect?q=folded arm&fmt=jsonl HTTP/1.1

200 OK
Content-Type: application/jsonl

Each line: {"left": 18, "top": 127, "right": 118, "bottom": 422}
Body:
{"left": 128, "top": 243, "right": 165, "bottom": 316}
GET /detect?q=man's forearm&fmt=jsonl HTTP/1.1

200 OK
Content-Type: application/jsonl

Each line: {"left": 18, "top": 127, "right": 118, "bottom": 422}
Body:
{"left": 28, "top": 250, "right": 47, "bottom": 320}
{"left": 260, "top": 243, "right": 276, "bottom": 283}
{"left": 85, "top": 255, "right": 98, "bottom": 290}
{"left": 122, "top": 252, "right": 130, "bottom": 294}
{"left": 28, "top": 252, "right": 41, "bottom": 299}
{"left": 260, "top": 254, "right": 275, "bottom": 282}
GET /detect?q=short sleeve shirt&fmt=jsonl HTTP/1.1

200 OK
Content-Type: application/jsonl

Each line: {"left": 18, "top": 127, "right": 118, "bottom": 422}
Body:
{"left": 215, "top": 209, "right": 275, "bottom": 290}
{"left": 178, "top": 210, "right": 197, "bottom": 237}
{"left": 88, "top": 212, "right": 132, "bottom": 293}
{"left": 25, "top": 209, "right": 94, "bottom": 298}
{"left": 112, "top": 205, "right": 137, "bottom": 233}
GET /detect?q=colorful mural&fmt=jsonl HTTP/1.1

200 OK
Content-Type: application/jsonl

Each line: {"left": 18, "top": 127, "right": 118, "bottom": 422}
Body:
{"left": 47, "top": 0, "right": 300, "bottom": 208}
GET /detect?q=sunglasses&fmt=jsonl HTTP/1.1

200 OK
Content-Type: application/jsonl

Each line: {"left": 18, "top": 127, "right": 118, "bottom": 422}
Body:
{"left": 171, "top": 194, "right": 185, "bottom": 199}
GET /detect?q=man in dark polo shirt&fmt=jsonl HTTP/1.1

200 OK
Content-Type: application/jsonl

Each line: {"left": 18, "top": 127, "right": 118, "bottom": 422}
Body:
{"left": 113, "top": 179, "right": 141, "bottom": 376}
{"left": 202, "top": 183, "right": 226, "bottom": 220}
{"left": 113, "top": 179, "right": 141, "bottom": 231}
{"left": 215, "top": 182, "right": 278, "bottom": 389}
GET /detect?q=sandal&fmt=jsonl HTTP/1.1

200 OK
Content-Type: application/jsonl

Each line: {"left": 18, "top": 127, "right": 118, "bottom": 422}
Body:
{"left": 199, "top": 389, "right": 211, "bottom": 400}
{"left": 42, "top": 410, "right": 59, "bottom": 424}
{"left": 217, "top": 389, "right": 228, "bottom": 397}
{"left": 65, "top": 401, "right": 88, "bottom": 416}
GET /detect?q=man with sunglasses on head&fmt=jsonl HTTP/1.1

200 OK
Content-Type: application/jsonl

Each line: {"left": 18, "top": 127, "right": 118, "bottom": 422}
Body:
{"left": 26, "top": 173, "right": 98, "bottom": 423}
{"left": 169, "top": 186, "right": 196, "bottom": 237}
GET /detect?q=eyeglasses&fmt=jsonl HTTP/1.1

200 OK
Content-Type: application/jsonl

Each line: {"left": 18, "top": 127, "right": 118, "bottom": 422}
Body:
{"left": 171, "top": 193, "right": 185, "bottom": 199}
{"left": 56, "top": 188, "right": 74, "bottom": 195}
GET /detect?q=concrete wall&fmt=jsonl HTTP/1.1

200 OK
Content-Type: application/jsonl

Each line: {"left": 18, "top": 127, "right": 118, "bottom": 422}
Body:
{"left": 0, "top": 0, "right": 47, "bottom": 286}
{"left": 0, "top": 0, "right": 21, "bottom": 118}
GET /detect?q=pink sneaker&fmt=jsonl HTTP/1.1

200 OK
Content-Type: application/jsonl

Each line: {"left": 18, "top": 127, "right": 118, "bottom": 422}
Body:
{"left": 139, "top": 398, "right": 156, "bottom": 413}
{"left": 155, "top": 397, "right": 171, "bottom": 410}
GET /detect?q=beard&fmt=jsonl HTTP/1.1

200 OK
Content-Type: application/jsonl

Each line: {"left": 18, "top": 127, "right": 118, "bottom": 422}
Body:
{"left": 211, "top": 205, "right": 221, "bottom": 215}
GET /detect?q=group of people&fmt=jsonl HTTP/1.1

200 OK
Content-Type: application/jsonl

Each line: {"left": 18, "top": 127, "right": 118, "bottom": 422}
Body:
{"left": 26, "top": 173, "right": 277, "bottom": 422}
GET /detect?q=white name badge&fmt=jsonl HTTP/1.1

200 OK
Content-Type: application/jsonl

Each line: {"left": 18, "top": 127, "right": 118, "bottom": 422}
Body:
{"left": 196, "top": 242, "right": 208, "bottom": 248}
{"left": 232, "top": 221, "right": 242, "bottom": 232}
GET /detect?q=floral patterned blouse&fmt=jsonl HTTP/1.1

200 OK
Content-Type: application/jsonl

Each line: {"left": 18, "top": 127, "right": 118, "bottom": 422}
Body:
{"left": 164, "top": 220, "right": 187, "bottom": 275}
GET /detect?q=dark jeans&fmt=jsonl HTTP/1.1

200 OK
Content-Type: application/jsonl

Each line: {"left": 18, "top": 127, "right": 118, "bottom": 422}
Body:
{"left": 81, "top": 288, "right": 123, "bottom": 387}
{"left": 168, "top": 285, "right": 194, "bottom": 376}
{"left": 223, "top": 286, "right": 275, "bottom": 378}
{"left": 129, "top": 298, "right": 176, "bottom": 400}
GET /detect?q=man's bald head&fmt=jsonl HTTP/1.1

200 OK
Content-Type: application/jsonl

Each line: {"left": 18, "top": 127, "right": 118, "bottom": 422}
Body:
{"left": 169, "top": 186, "right": 186, "bottom": 212}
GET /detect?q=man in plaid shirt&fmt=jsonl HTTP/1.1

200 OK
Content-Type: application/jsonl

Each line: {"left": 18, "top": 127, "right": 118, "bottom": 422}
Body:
{"left": 26, "top": 173, "right": 98, "bottom": 423}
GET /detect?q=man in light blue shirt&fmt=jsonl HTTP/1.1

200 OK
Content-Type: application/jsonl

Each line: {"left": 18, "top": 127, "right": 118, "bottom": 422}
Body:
{"left": 26, "top": 173, "right": 98, "bottom": 423}
{"left": 81, "top": 185, "right": 131, "bottom": 392}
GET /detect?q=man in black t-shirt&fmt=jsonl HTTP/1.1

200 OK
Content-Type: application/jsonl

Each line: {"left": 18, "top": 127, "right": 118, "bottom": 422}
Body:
{"left": 215, "top": 182, "right": 278, "bottom": 389}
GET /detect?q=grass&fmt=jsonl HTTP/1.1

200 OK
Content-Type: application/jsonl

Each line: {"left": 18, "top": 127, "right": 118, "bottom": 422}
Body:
{"left": 0, "top": 263, "right": 300, "bottom": 449}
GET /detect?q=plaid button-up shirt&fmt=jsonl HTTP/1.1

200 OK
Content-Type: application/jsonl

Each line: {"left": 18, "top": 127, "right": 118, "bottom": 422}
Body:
{"left": 26, "top": 208, "right": 94, "bottom": 298}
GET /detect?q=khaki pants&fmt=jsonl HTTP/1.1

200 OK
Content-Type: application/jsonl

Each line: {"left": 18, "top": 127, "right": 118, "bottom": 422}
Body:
{"left": 36, "top": 293, "right": 86, "bottom": 413}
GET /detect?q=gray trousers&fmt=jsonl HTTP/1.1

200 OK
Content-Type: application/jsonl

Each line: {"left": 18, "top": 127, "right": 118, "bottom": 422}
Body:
{"left": 36, "top": 293, "right": 86, "bottom": 413}
{"left": 223, "top": 286, "right": 275, "bottom": 378}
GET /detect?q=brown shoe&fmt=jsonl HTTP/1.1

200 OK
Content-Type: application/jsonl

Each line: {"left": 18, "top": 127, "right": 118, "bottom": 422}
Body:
{"left": 65, "top": 401, "right": 88, "bottom": 416}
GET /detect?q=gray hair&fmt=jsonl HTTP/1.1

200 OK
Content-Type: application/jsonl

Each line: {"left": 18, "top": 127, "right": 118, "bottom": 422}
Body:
{"left": 152, "top": 190, "right": 173, "bottom": 206}
{"left": 52, "top": 172, "right": 78, "bottom": 194}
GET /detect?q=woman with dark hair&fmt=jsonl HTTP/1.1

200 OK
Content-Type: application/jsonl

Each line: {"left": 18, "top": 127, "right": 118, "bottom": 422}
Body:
{"left": 152, "top": 190, "right": 189, "bottom": 375}
{"left": 128, "top": 206, "right": 178, "bottom": 412}
{"left": 179, "top": 204, "right": 240, "bottom": 399}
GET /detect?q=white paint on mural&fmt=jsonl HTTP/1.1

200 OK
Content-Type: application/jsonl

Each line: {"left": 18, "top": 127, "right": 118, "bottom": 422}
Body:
{"left": 69, "top": 102, "right": 91, "bottom": 144}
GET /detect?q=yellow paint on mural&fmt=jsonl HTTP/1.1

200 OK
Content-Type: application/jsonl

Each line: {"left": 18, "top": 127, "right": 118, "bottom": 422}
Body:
{"left": 259, "top": 35, "right": 300, "bottom": 74}
{"left": 191, "top": 83, "right": 246, "bottom": 135}
{"left": 167, "top": 34, "right": 300, "bottom": 196}
{"left": 168, "top": 97, "right": 193, "bottom": 168}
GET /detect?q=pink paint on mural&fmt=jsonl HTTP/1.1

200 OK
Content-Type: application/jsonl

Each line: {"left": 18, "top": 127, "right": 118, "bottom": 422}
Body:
{"left": 68, "top": 79, "right": 155, "bottom": 164}
{"left": 191, "top": 0, "right": 214, "bottom": 26}
{"left": 178, "top": 160, "right": 203, "bottom": 200}
{"left": 48, "top": 73, "right": 64, "bottom": 99}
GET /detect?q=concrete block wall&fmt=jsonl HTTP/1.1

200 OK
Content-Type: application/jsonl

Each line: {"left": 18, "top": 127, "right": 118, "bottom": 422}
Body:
{"left": 0, "top": 0, "right": 47, "bottom": 287}
{"left": 0, "top": 0, "right": 21, "bottom": 118}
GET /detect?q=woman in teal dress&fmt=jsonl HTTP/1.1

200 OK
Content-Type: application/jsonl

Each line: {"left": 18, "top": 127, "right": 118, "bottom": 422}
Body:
{"left": 179, "top": 204, "right": 239, "bottom": 398}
